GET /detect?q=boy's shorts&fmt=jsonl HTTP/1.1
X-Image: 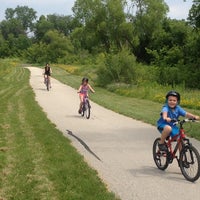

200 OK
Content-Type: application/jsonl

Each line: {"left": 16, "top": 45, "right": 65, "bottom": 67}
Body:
{"left": 157, "top": 124, "right": 179, "bottom": 137}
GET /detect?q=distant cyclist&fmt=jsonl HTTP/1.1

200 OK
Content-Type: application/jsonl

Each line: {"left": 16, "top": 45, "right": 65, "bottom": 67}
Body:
{"left": 78, "top": 77, "right": 95, "bottom": 114}
{"left": 44, "top": 63, "right": 52, "bottom": 88}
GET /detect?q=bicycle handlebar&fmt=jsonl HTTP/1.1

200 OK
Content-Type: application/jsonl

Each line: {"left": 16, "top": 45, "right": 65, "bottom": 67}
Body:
{"left": 172, "top": 118, "right": 198, "bottom": 125}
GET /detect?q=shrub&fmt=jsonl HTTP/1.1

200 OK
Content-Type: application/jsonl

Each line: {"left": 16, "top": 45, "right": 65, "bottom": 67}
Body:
{"left": 97, "top": 48, "right": 136, "bottom": 86}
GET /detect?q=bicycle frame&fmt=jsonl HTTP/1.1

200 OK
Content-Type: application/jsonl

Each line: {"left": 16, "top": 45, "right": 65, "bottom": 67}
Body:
{"left": 44, "top": 74, "right": 50, "bottom": 82}
{"left": 82, "top": 96, "right": 90, "bottom": 109}
{"left": 153, "top": 118, "right": 200, "bottom": 182}
{"left": 166, "top": 121, "right": 191, "bottom": 162}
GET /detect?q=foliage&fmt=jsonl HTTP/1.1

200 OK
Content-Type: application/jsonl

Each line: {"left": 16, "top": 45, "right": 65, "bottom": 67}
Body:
{"left": 5, "top": 6, "right": 37, "bottom": 32}
{"left": 188, "top": 0, "right": 200, "bottom": 28}
{"left": 53, "top": 65, "right": 200, "bottom": 140}
{"left": 97, "top": 48, "right": 136, "bottom": 86}
{"left": 26, "top": 30, "right": 74, "bottom": 63}
{"left": 0, "top": 1, "right": 200, "bottom": 88}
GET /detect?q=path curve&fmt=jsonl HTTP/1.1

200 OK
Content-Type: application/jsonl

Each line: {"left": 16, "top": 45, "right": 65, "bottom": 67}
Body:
{"left": 28, "top": 67, "right": 200, "bottom": 200}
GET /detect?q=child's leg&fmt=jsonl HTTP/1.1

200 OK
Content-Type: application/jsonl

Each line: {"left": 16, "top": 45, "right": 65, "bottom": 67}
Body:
{"left": 160, "top": 125, "right": 172, "bottom": 144}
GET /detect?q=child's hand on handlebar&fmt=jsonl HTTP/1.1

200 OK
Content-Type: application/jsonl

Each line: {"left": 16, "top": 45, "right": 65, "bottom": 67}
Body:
{"left": 194, "top": 116, "right": 200, "bottom": 120}
{"left": 164, "top": 117, "right": 172, "bottom": 123}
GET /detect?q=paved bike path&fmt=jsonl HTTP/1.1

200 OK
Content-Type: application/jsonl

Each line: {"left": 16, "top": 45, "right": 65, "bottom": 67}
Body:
{"left": 28, "top": 67, "right": 200, "bottom": 200}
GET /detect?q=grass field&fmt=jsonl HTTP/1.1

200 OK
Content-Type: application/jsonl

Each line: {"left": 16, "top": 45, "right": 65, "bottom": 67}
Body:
{"left": 0, "top": 59, "right": 118, "bottom": 200}
{"left": 54, "top": 64, "right": 200, "bottom": 110}
{"left": 52, "top": 66, "right": 200, "bottom": 140}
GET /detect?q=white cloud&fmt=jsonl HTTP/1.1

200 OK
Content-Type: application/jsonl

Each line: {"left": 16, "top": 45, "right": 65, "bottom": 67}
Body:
{"left": 166, "top": 0, "right": 193, "bottom": 19}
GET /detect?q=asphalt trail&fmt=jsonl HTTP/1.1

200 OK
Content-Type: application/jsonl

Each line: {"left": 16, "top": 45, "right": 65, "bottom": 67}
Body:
{"left": 28, "top": 67, "right": 200, "bottom": 200}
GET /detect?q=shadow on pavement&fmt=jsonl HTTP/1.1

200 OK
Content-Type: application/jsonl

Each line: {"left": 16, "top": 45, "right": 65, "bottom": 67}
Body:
{"left": 129, "top": 166, "right": 185, "bottom": 182}
{"left": 67, "top": 129, "right": 102, "bottom": 162}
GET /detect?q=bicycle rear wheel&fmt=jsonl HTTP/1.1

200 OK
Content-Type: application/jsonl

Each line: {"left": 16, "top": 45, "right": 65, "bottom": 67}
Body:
{"left": 179, "top": 145, "right": 200, "bottom": 182}
{"left": 153, "top": 138, "right": 169, "bottom": 170}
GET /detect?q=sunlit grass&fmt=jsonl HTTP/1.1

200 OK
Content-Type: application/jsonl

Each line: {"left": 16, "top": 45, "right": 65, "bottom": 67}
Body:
{"left": 0, "top": 59, "right": 119, "bottom": 200}
{"left": 52, "top": 65, "right": 200, "bottom": 140}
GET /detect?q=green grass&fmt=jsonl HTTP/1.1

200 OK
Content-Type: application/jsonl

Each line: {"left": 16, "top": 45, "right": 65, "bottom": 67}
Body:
{"left": 52, "top": 66, "right": 200, "bottom": 140}
{"left": 51, "top": 63, "right": 200, "bottom": 110}
{"left": 0, "top": 60, "right": 118, "bottom": 200}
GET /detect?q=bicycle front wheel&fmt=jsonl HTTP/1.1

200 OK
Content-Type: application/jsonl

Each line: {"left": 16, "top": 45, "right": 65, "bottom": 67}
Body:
{"left": 179, "top": 145, "right": 200, "bottom": 182}
{"left": 46, "top": 79, "right": 49, "bottom": 91}
{"left": 153, "top": 138, "right": 168, "bottom": 170}
{"left": 81, "top": 105, "right": 85, "bottom": 117}
{"left": 85, "top": 100, "right": 90, "bottom": 119}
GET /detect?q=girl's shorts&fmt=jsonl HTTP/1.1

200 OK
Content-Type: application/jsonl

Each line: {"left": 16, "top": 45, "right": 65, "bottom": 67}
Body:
{"left": 157, "top": 124, "right": 179, "bottom": 137}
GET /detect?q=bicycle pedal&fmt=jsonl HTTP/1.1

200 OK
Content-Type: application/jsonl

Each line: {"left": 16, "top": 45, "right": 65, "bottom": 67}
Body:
{"left": 167, "top": 153, "right": 173, "bottom": 163}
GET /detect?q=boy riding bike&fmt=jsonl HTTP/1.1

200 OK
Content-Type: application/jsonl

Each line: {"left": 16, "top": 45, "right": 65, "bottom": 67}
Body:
{"left": 78, "top": 77, "right": 95, "bottom": 114}
{"left": 157, "top": 91, "right": 199, "bottom": 151}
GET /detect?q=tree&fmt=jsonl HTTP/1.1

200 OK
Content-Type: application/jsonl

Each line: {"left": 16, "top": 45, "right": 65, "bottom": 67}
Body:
{"left": 188, "top": 0, "right": 200, "bottom": 28}
{"left": 34, "top": 15, "right": 54, "bottom": 41}
{"left": 27, "top": 30, "right": 74, "bottom": 63}
{"left": 0, "top": 18, "right": 24, "bottom": 39}
{"left": 128, "top": 0, "right": 169, "bottom": 62}
{"left": 0, "top": 32, "right": 9, "bottom": 58}
{"left": 147, "top": 19, "right": 190, "bottom": 67}
{"left": 47, "top": 14, "right": 76, "bottom": 36}
{"left": 0, "top": 6, "right": 36, "bottom": 57}
{"left": 72, "top": 0, "right": 132, "bottom": 52}
{"left": 5, "top": 6, "right": 37, "bottom": 33}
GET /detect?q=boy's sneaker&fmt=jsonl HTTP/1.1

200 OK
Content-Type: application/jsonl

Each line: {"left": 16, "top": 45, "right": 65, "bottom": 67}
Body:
{"left": 158, "top": 143, "right": 168, "bottom": 152}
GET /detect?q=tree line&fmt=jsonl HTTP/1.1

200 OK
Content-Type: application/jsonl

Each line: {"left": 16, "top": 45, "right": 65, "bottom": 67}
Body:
{"left": 0, "top": 0, "right": 200, "bottom": 88}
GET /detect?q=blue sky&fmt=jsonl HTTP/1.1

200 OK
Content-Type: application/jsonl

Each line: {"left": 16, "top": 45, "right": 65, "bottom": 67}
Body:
{"left": 0, "top": 0, "right": 193, "bottom": 21}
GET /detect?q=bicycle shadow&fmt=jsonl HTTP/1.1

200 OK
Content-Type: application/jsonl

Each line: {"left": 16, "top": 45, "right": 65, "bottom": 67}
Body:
{"left": 65, "top": 114, "right": 95, "bottom": 120}
{"left": 65, "top": 115, "right": 81, "bottom": 119}
{"left": 128, "top": 165, "right": 187, "bottom": 183}
{"left": 67, "top": 130, "right": 102, "bottom": 162}
{"left": 36, "top": 88, "right": 49, "bottom": 91}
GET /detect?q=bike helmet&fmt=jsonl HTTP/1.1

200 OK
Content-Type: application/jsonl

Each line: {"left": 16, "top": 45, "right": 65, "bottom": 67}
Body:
{"left": 82, "top": 77, "right": 89, "bottom": 84}
{"left": 166, "top": 91, "right": 180, "bottom": 104}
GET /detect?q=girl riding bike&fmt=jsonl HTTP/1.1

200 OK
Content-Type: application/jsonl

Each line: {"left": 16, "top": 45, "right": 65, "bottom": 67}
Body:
{"left": 78, "top": 77, "right": 95, "bottom": 114}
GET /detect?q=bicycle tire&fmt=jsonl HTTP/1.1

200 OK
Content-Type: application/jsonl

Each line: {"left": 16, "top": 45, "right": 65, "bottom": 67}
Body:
{"left": 46, "top": 78, "right": 49, "bottom": 91}
{"left": 81, "top": 105, "right": 85, "bottom": 117}
{"left": 85, "top": 100, "right": 90, "bottom": 119}
{"left": 179, "top": 145, "right": 200, "bottom": 182}
{"left": 153, "top": 138, "right": 169, "bottom": 170}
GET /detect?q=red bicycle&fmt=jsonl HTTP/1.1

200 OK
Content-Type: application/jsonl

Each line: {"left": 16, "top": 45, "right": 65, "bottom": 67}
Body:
{"left": 153, "top": 119, "right": 200, "bottom": 182}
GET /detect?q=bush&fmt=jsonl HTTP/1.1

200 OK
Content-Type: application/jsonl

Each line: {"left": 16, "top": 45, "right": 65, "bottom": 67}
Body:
{"left": 97, "top": 48, "right": 136, "bottom": 86}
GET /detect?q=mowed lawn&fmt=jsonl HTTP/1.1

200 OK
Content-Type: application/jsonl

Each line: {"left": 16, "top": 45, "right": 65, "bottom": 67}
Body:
{"left": 0, "top": 61, "right": 118, "bottom": 200}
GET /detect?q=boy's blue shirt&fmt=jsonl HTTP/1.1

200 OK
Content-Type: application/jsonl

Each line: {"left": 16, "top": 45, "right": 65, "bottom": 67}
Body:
{"left": 157, "top": 104, "right": 186, "bottom": 127}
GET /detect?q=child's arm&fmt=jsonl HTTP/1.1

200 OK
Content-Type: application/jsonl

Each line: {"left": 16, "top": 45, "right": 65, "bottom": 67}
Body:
{"left": 162, "top": 112, "right": 172, "bottom": 123}
{"left": 88, "top": 84, "right": 95, "bottom": 93}
{"left": 186, "top": 112, "right": 199, "bottom": 120}
{"left": 77, "top": 85, "right": 82, "bottom": 93}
